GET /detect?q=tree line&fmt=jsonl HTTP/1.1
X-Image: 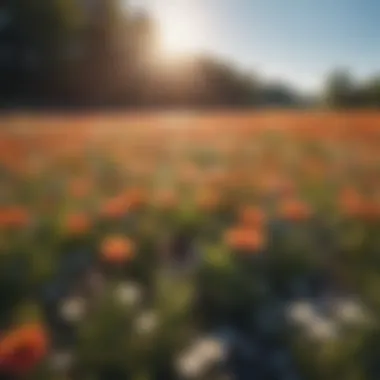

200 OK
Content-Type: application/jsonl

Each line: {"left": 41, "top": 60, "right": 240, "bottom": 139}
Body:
{"left": 0, "top": 0, "right": 305, "bottom": 109}
{"left": 324, "top": 69, "right": 380, "bottom": 109}
{"left": 0, "top": 1, "right": 379, "bottom": 109}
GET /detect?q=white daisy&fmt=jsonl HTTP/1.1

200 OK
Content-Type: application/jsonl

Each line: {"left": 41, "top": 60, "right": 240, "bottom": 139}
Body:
{"left": 59, "top": 296, "right": 86, "bottom": 324}
{"left": 307, "top": 315, "right": 338, "bottom": 341}
{"left": 334, "top": 297, "right": 370, "bottom": 325}
{"left": 115, "top": 281, "right": 142, "bottom": 307}
{"left": 135, "top": 310, "right": 158, "bottom": 334}
{"left": 176, "top": 335, "right": 228, "bottom": 378}
{"left": 176, "top": 350, "right": 206, "bottom": 378}
{"left": 195, "top": 337, "right": 227, "bottom": 362}
{"left": 287, "top": 300, "right": 316, "bottom": 326}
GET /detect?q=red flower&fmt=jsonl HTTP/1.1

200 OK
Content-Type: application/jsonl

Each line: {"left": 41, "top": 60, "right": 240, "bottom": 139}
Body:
{"left": 0, "top": 324, "right": 48, "bottom": 376}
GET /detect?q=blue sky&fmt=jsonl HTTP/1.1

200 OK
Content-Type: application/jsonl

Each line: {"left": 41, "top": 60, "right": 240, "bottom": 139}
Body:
{"left": 127, "top": 0, "right": 380, "bottom": 92}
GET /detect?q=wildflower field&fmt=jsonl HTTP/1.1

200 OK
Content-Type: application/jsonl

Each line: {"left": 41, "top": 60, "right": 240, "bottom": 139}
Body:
{"left": 1, "top": 111, "right": 380, "bottom": 380}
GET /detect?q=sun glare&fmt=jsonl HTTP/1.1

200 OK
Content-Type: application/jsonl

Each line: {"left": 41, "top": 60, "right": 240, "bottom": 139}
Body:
{"left": 154, "top": 1, "right": 206, "bottom": 58}
{"left": 159, "top": 19, "right": 202, "bottom": 57}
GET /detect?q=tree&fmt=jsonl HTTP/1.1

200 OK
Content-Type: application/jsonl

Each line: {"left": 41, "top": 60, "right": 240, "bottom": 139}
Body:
{"left": 324, "top": 68, "right": 355, "bottom": 109}
{"left": 260, "top": 81, "right": 300, "bottom": 107}
{"left": 364, "top": 75, "right": 380, "bottom": 107}
{"left": 0, "top": 0, "right": 85, "bottom": 104}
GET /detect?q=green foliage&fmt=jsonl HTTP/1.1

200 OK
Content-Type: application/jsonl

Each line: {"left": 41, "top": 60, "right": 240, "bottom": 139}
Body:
{"left": 323, "top": 68, "right": 380, "bottom": 108}
{"left": 324, "top": 68, "right": 355, "bottom": 108}
{"left": 10, "top": 0, "right": 83, "bottom": 56}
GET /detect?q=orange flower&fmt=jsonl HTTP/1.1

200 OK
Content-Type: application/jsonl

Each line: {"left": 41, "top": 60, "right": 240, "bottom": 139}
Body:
{"left": 343, "top": 199, "right": 380, "bottom": 222}
{"left": 100, "top": 195, "right": 128, "bottom": 220}
{"left": 0, "top": 324, "right": 48, "bottom": 375}
{"left": 0, "top": 206, "right": 30, "bottom": 230}
{"left": 224, "top": 226, "right": 265, "bottom": 253}
{"left": 64, "top": 212, "right": 91, "bottom": 235}
{"left": 278, "top": 198, "right": 312, "bottom": 222}
{"left": 100, "top": 236, "right": 135, "bottom": 263}
{"left": 360, "top": 201, "right": 380, "bottom": 221}
{"left": 239, "top": 206, "right": 266, "bottom": 227}
{"left": 125, "top": 188, "right": 148, "bottom": 211}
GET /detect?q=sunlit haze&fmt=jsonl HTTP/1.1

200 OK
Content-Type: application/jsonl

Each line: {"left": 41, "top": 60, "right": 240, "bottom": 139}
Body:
{"left": 129, "top": 0, "right": 208, "bottom": 58}
{"left": 128, "top": 0, "right": 380, "bottom": 92}
{"left": 155, "top": 4, "right": 206, "bottom": 57}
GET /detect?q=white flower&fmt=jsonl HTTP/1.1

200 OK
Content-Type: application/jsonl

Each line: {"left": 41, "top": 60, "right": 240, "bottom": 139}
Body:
{"left": 307, "top": 316, "right": 338, "bottom": 341}
{"left": 287, "top": 301, "right": 316, "bottom": 326}
{"left": 135, "top": 310, "right": 158, "bottom": 334}
{"left": 59, "top": 296, "right": 86, "bottom": 323}
{"left": 195, "top": 337, "right": 227, "bottom": 363}
{"left": 176, "top": 336, "right": 228, "bottom": 378}
{"left": 49, "top": 350, "right": 73, "bottom": 372}
{"left": 176, "top": 350, "right": 206, "bottom": 378}
{"left": 334, "top": 298, "right": 369, "bottom": 325}
{"left": 115, "top": 282, "right": 142, "bottom": 307}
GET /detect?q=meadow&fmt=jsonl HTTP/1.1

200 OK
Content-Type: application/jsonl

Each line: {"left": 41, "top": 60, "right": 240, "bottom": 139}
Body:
{"left": 1, "top": 111, "right": 380, "bottom": 380}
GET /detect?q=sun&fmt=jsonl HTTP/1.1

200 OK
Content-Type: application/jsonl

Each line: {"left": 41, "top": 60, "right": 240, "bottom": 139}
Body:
{"left": 158, "top": 18, "right": 202, "bottom": 57}
{"left": 154, "top": 1, "right": 205, "bottom": 58}
{"left": 128, "top": 0, "right": 207, "bottom": 58}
